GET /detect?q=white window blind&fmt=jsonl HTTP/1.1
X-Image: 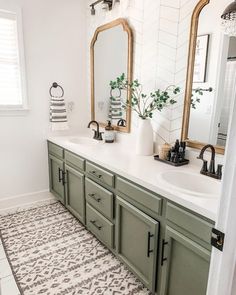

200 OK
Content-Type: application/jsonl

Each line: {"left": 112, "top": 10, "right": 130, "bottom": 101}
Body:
{"left": 0, "top": 10, "right": 25, "bottom": 108}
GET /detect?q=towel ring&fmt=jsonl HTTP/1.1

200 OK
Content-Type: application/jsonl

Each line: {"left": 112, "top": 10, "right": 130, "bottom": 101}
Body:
{"left": 49, "top": 82, "right": 64, "bottom": 98}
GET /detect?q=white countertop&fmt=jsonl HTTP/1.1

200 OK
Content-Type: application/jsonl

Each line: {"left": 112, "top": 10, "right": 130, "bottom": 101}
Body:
{"left": 48, "top": 135, "right": 221, "bottom": 221}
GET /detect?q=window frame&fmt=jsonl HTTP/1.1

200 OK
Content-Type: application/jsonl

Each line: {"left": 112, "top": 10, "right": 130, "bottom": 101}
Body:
{"left": 0, "top": 6, "right": 28, "bottom": 113}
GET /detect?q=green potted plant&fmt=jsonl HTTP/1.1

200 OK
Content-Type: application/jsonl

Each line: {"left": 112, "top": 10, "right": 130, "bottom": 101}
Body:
{"left": 110, "top": 74, "right": 180, "bottom": 155}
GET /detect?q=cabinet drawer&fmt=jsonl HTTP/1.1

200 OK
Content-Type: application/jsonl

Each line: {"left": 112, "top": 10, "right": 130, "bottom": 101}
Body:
{"left": 86, "top": 178, "right": 114, "bottom": 220}
{"left": 86, "top": 162, "right": 114, "bottom": 187}
{"left": 166, "top": 203, "right": 213, "bottom": 244}
{"left": 48, "top": 142, "right": 64, "bottom": 159}
{"left": 116, "top": 177, "right": 162, "bottom": 216}
{"left": 65, "top": 150, "right": 85, "bottom": 171}
{"left": 86, "top": 203, "right": 114, "bottom": 248}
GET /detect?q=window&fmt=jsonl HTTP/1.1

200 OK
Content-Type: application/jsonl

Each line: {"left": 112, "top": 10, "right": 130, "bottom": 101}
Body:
{"left": 0, "top": 9, "right": 27, "bottom": 110}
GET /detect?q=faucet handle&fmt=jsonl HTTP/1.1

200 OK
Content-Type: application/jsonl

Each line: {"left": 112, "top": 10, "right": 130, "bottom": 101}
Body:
{"left": 209, "top": 159, "right": 215, "bottom": 174}
{"left": 92, "top": 129, "right": 98, "bottom": 139}
{"left": 201, "top": 160, "right": 208, "bottom": 173}
{"left": 216, "top": 164, "right": 223, "bottom": 180}
{"left": 97, "top": 132, "right": 104, "bottom": 141}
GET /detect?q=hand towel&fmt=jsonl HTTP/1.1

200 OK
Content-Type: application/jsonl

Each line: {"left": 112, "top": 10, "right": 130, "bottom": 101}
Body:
{"left": 50, "top": 97, "right": 69, "bottom": 131}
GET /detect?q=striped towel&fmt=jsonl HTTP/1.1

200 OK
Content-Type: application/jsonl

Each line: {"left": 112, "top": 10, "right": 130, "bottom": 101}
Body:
{"left": 108, "top": 96, "right": 123, "bottom": 123}
{"left": 50, "top": 97, "right": 69, "bottom": 131}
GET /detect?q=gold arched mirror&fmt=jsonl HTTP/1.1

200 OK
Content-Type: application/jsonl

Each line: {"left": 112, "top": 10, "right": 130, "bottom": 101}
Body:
{"left": 90, "top": 18, "right": 133, "bottom": 133}
{"left": 181, "top": 0, "right": 236, "bottom": 154}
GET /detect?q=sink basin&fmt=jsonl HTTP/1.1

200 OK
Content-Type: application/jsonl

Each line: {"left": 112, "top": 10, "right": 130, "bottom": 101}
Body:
{"left": 159, "top": 170, "right": 220, "bottom": 198}
{"left": 69, "top": 137, "right": 100, "bottom": 146}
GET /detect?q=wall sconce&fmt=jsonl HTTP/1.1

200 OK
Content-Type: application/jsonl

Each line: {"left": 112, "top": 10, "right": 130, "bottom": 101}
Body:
{"left": 221, "top": 0, "right": 236, "bottom": 36}
{"left": 90, "top": 0, "right": 113, "bottom": 15}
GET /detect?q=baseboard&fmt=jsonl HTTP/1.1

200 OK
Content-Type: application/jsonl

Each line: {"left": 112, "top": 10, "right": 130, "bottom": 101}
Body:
{"left": 0, "top": 190, "right": 57, "bottom": 212}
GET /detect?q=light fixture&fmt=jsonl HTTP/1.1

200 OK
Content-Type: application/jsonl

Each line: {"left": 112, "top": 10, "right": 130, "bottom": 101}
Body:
{"left": 90, "top": 0, "right": 113, "bottom": 15}
{"left": 221, "top": 0, "right": 236, "bottom": 36}
{"left": 91, "top": 4, "right": 95, "bottom": 15}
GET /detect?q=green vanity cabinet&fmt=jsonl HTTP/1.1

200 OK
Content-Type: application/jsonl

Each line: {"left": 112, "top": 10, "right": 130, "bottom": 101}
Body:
{"left": 160, "top": 226, "right": 211, "bottom": 295}
{"left": 65, "top": 164, "right": 85, "bottom": 224}
{"left": 116, "top": 196, "right": 159, "bottom": 293}
{"left": 47, "top": 142, "right": 215, "bottom": 295}
{"left": 48, "top": 154, "right": 65, "bottom": 204}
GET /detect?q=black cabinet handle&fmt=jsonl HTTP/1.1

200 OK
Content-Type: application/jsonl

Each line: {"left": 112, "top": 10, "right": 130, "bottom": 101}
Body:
{"left": 58, "top": 168, "right": 63, "bottom": 183}
{"left": 90, "top": 220, "right": 102, "bottom": 230}
{"left": 161, "top": 239, "right": 168, "bottom": 266}
{"left": 62, "top": 171, "right": 66, "bottom": 185}
{"left": 89, "top": 171, "right": 102, "bottom": 179}
{"left": 88, "top": 193, "right": 101, "bottom": 202}
{"left": 147, "top": 232, "right": 154, "bottom": 257}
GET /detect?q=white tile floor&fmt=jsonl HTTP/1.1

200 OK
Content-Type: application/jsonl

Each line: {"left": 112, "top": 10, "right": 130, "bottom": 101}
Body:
{"left": 0, "top": 241, "right": 20, "bottom": 295}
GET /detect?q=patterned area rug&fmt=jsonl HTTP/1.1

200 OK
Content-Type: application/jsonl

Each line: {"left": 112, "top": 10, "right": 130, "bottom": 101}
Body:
{"left": 0, "top": 202, "right": 151, "bottom": 295}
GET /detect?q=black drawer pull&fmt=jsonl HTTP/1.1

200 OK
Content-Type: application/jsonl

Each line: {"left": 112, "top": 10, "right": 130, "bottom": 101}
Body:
{"left": 62, "top": 171, "right": 67, "bottom": 185}
{"left": 58, "top": 168, "right": 63, "bottom": 183}
{"left": 161, "top": 239, "right": 168, "bottom": 265}
{"left": 90, "top": 220, "right": 102, "bottom": 230}
{"left": 89, "top": 170, "right": 102, "bottom": 179}
{"left": 88, "top": 193, "right": 101, "bottom": 202}
{"left": 147, "top": 232, "right": 154, "bottom": 257}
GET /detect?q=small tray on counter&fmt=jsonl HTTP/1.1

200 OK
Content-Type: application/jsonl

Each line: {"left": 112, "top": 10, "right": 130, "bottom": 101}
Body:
{"left": 154, "top": 155, "right": 189, "bottom": 167}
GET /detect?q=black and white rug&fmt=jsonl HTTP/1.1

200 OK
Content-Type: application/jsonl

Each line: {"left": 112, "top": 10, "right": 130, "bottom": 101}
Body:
{"left": 0, "top": 202, "right": 151, "bottom": 295}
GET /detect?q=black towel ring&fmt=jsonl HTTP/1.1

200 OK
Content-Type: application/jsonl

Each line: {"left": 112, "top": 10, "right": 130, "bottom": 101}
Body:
{"left": 49, "top": 82, "right": 64, "bottom": 98}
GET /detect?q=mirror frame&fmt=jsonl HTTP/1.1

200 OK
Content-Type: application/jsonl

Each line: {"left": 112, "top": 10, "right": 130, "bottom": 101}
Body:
{"left": 90, "top": 18, "right": 133, "bottom": 133}
{"left": 181, "top": 0, "right": 225, "bottom": 154}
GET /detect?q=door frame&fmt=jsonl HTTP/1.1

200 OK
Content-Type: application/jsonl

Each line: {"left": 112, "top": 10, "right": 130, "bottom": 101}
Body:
{"left": 207, "top": 86, "right": 236, "bottom": 294}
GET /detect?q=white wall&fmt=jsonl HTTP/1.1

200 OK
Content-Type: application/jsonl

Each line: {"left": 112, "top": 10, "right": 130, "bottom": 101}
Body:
{"left": 0, "top": 0, "right": 88, "bottom": 200}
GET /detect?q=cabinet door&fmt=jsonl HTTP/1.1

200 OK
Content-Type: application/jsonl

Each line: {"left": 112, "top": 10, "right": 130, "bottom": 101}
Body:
{"left": 116, "top": 196, "right": 159, "bottom": 293}
{"left": 49, "top": 154, "right": 65, "bottom": 204}
{"left": 160, "top": 226, "right": 211, "bottom": 295}
{"left": 65, "top": 164, "right": 85, "bottom": 224}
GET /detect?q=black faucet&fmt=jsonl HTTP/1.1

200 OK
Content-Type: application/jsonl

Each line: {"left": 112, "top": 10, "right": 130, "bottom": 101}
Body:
{"left": 87, "top": 120, "right": 103, "bottom": 141}
{"left": 197, "top": 144, "right": 223, "bottom": 180}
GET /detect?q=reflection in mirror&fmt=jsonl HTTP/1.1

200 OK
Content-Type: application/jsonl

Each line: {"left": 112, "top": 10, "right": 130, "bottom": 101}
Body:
{"left": 182, "top": 0, "right": 236, "bottom": 153}
{"left": 91, "top": 19, "right": 133, "bottom": 132}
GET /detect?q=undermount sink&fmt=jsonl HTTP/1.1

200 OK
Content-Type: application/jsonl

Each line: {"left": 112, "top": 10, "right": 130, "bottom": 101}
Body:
{"left": 68, "top": 137, "right": 100, "bottom": 146}
{"left": 159, "top": 170, "right": 220, "bottom": 198}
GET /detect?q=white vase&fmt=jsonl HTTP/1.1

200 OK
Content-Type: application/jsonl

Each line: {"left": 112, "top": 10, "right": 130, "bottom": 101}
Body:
{"left": 136, "top": 119, "right": 154, "bottom": 156}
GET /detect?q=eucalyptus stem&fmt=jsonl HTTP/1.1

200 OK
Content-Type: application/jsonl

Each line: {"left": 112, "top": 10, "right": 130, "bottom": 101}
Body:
{"left": 109, "top": 74, "right": 180, "bottom": 120}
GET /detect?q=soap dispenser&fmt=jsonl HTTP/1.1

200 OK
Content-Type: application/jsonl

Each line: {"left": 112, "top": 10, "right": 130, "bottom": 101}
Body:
{"left": 104, "top": 120, "right": 115, "bottom": 143}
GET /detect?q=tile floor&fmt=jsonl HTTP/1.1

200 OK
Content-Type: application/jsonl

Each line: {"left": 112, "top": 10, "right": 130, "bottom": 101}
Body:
{"left": 0, "top": 240, "right": 20, "bottom": 295}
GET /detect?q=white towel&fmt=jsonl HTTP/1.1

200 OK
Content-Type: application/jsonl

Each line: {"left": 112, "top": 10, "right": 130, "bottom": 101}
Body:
{"left": 50, "top": 97, "right": 69, "bottom": 131}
